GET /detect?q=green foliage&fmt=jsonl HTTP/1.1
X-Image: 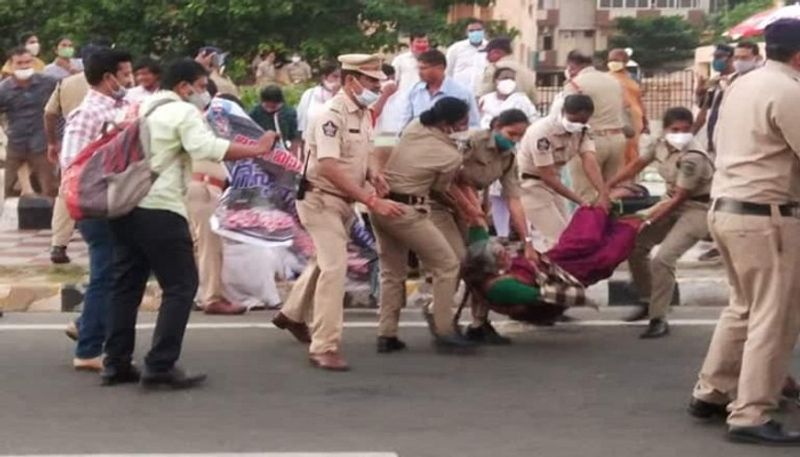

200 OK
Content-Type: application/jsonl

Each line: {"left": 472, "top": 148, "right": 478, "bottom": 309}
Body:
{"left": 606, "top": 16, "right": 701, "bottom": 69}
{"left": 711, "top": 0, "right": 773, "bottom": 40}
{"left": 239, "top": 83, "right": 315, "bottom": 112}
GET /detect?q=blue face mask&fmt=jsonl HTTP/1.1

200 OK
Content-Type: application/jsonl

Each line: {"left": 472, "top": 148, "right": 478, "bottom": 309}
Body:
{"left": 494, "top": 132, "right": 516, "bottom": 152}
{"left": 712, "top": 58, "right": 728, "bottom": 73}
{"left": 468, "top": 30, "right": 485, "bottom": 45}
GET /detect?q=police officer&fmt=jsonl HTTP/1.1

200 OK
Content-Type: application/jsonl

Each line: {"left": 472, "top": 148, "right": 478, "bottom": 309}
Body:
{"left": 457, "top": 109, "right": 535, "bottom": 344}
{"left": 372, "top": 97, "right": 476, "bottom": 353}
{"left": 563, "top": 50, "right": 627, "bottom": 203}
{"left": 517, "top": 94, "right": 610, "bottom": 250}
{"left": 272, "top": 54, "right": 404, "bottom": 372}
{"left": 689, "top": 19, "right": 800, "bottom": 445}
{"left": 607, "top": 107, "right": 713, "bottom": 338}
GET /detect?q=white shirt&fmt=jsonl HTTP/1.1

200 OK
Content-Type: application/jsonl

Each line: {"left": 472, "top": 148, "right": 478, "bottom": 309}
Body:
{"left": 446, "top": 39, "right": 487, "bottom": 93}
{"left": 378, "top": 52, "right": 422, "bottom": 134}
{"left": 296, "top": 85, "right": 336, "bottom": 138}
{"left": 478, "top": 91, "right": 540, "bottom": 129}
{"left": 125, "top": 85, "right": 158, "bottom": 106}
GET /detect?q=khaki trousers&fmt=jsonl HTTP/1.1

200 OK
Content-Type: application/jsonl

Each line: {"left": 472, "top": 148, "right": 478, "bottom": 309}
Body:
{"left": 281, "top": 192, "right": 355, "bottom": 354}
{"left": 4, "top": 150, "right": 57, "bottom": 197}
{"left": 693, "top": 210, "right": 800, "bottom": 427}
{"left": 372, "top": 207, "right": 460, "bottom": 338}
{"left": 568, "top": 132, "right": 626, "bottom": 202}
{"left": 186, "top": 181, "right": 225, "bottom": 306}
{"left": 51, "top": 195, "right": 76, "bottom": 247}
{"left": 519, "top": 179, "right": 569, "bottom": 251}
{"left": 628, "top": 203, "right": 709, "bottom": 319}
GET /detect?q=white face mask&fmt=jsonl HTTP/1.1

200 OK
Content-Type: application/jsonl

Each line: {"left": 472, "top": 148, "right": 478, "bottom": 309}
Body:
{"left": 496, "top": 79, "right": 517, "bottom": 95}
{"left": 560, "top": 115, "right": 587, "bottom": 134}
{"left": 355, "top": 87, "right": 380, "bottom": 107}
{"left": 13, "top": 68, "right": 34, "bottom": 81}
{"left": 733, "top": 59, "right": 758, "bottom": 75}
{"left": 25, "top": 43, "right": 40, "bottom": 57}
{"left": 291, "top": 55, "right": 301, "bottom": 63}
{"left": 665, "top": 132, "right": 694, "bottom": 150}
{"left": 187, "top": 90, "right": 212, "bottom": 110}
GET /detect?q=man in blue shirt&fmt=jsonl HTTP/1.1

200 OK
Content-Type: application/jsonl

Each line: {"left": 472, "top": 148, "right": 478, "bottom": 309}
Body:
{"left": 402, "top": 49, "right": 480, "bottom": 129}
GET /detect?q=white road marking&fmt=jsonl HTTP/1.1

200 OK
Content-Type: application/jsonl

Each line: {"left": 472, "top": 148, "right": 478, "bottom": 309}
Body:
{"left": 0, "top": 319, "right": 720, "bottom": 332}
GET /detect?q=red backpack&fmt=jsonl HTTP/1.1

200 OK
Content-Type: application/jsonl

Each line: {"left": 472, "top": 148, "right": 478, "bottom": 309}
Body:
{"left": 61, "top": 99, "right": 175, "bottom": 220}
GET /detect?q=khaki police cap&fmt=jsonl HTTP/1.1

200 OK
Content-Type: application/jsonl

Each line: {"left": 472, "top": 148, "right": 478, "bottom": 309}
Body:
{"left": 338, "top": 54, "right": 386, "bottom": 80}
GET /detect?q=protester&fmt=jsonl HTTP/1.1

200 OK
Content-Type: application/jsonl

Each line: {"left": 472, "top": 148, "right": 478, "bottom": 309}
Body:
{"left": 477, "top": 37, "right": 537, "bottom": 102}
{"left": 297, "top": 62, "right": 341, "bottom": 140}
{"left": 101, "top": 58, "right": 277, "bottom": 389}
{"left": 689, "top": 19, "right": 800, "bottom": 445}
{"left": 516, "top": 94, "right": 610, "bottom": 250}
{"left": 272, "top": 54, "right": 404, "bottom": 372}
{"left": 0, "top": 47, "right": 58, "bottom": 198}
{"left": 43, "top": 37, "right": 83, "bottom": 80}
{"left": 563, "top": 50, "right": 627, "bottom": 203}
{"left": 446, "top": 18, "right": 488, "bottom": 92}
{"left": 249, "top": 85, "right": 301, "bottom": 156}
{"left": 60, "top": 48, "right": 133, "bottom": 371}
{"left": 284, "top": 53, "right": 313, "bottom": 85}
{"left": 607, "top": 107, "right": 713, "bottom": 338}
{"left": 402, "top": 49, "right": 480, "bottom": 129}
{"left": 607, "top": 48, "right": 648, "bottom": 166}
{"left": 478, "top": 67, "right": 539, "bottom": 129}
{"left": 1, "top": 32, "right": 46, "bottom": 77}
{"left": 126, "top": 57, "right": 161, "bottom": 104}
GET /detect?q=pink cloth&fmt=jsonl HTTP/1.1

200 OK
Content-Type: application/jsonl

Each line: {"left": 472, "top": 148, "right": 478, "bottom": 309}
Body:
{"left": 545, "top": 207, "right": 639, "bottom": 286}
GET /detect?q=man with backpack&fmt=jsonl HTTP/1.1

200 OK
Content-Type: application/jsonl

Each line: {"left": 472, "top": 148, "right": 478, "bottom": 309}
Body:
{"left": 59, "top": 48, "right": 134, "bottom": 372}
{"left": 101, "top": 58, "right": 277, "bottom": 389}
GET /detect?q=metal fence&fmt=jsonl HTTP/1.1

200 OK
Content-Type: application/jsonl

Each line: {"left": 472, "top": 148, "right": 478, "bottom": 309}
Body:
{"left": 534, "top": 70, "right": 697, "bottom": 121}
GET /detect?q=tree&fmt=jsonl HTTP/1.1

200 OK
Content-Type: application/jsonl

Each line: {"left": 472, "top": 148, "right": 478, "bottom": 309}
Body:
{"left": 712, "top": 0, "right": 773, "bottom": 40}
{"left": 605, "top": 16, "right": 701, "bottom": 69}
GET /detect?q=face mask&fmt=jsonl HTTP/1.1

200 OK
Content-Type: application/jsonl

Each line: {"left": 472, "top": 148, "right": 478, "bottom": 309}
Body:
{"left": 733, "top": 59, "right": 758, "bottom": 74}
{"left": 57, "top": 47, "right": 75, "bottom": 59}
{"left": 560, "top": 115, "right": 587, "bottom": 134}
{"left": 291, "top": 55, "right": 301, "bottom": 63}
{"left": 665, "top": 132, "right": 694, "bottom": 150}
{"left": 468, "top": 30, "right": 485, "bottom": 45}
{"left": 187, "top": 90, "right": 212, "bottom": 110}
{"left": 712, "top": 58, "right": 728, "bottom": 73}
{"left": 494, "top": 132, "right": 516, "bottom": 152}
{"left": 108, "top": 76, "right": 127, "bottom": 100}
{"left": 607, "top": 61, "right": 625, "bottom": 73}
{"left": 355, "top": 87, "right": 380, "bottom": 107}
{"left": 25, "top": 43, "right": 40, "bottom": 56}
{"left": 13, "top": 68, "right": 34, "bottom": 81}
{"left": 496, "top": 79, "right": 517, "bottom": 95}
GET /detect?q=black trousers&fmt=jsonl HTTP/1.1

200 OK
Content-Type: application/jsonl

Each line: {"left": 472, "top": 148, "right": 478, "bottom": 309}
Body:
{"left": 105, "top": 208, "right": 199, "bottom": 372}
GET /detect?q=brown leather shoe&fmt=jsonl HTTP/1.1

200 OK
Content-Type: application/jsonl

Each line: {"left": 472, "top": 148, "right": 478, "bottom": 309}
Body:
{"left": 73, "top": 356, "right": 104, "bottom": 372}
{"left": 272, "top": 312, "right": 311, "bottom": 343}
{"left": 309, "top": 351, "right": 350, "bottom": 372}
{"left": 203, "top": 300, "right": 247, "bottom": 315}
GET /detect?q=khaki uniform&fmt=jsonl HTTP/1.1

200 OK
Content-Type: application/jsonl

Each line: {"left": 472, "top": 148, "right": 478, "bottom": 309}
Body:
{"left": 285, "top": 61, "right": 313, "bottom": 85}
{"left": 563, "top": 67, "right": 626, "bottom": 201}
{"left": 280, "top": 92, "right": 373, "bottom": 355}
{"left": 186, "top": 160, "right": 228, "bottom": 306}
{"left": 210, "top": 70, "right": 239, "bottom": 97}
{"left": 693, "top": 61, "right": 800, "bottom": 428}
{"left": 517, "top": 116, "right": 596, "bottom": 249}
{"left": 45, "top": 73, "right": 89, "bottom": 248}
{"left": 373, "top": 120, "right": 463, "bottom": 337}
{"left": 628, "top": 139, "right": 713, "bottom": 319}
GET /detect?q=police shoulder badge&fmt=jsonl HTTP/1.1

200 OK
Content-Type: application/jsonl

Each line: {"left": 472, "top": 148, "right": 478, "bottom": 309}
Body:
{"left": 536, "top": 137, "right": 551, "bottom": 152}
{"left": 322, "top": 120, "right": 339, "bottom": 137}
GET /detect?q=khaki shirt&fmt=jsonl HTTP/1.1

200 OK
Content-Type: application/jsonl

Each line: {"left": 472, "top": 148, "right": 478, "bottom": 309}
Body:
{"left": 210, "top": 70, "right": 239, "bottom": 97}
{"left": 384, "top": 120, "right": 462, "bottom": 198}
{"left": 459, "top": 130, "right": 520, "bottom": 198}
{"left": 518, "top": 116, "right": 595, "bottom": 177}
{"left": 306, "top": 92, "right": 373, "bottom": 195}
{"left": 563, "top": 67, "right": 625, "bottom": 131}
{"left": 641, "top": 138, "right": 713, "bottom": 205}
{"left": 44, "top": 72, "right": 89, "bottom": 118}
{"left": 478, "top": 56, "right": 537, "bottom": 102}
{"left": 712, "top": 61, "right": 800, "bottom": 204}
{"left": 285, "top": 61, "right": 313, "bottom": 84}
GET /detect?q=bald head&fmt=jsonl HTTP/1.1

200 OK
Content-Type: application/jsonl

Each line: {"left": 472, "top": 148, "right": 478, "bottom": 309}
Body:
{"left": 608, "top": 48, "right": 629, "bottom": 63}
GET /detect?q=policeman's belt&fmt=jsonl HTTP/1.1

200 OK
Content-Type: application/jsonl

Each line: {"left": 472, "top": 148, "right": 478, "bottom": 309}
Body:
{"left": 521, "top": 173, "right": 542, "bottom": 181}
{"left": 307, "top": 184, "right": 354, "bottom": 203}
{"left": 387, "top": 192, "right": 427, "bottom": 205}
{"left": 713, "top": 198, "right": 798, "bottom": 217}
{"left": 592, "top": 128, "right": 624, "bottom": 137}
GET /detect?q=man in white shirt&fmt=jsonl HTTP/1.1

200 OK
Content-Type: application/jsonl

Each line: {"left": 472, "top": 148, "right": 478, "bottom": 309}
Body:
{"left": 446, "top": 18, "right": 488, "bottom": 93}
{"left": 379, "top": 32, "right": 430, "bottom": 134}
{"left": 125, "top": 57, "right": 161, "bottom": 105}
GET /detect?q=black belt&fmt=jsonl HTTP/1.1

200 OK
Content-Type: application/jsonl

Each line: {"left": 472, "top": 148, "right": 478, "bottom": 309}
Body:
{"left": 690, "top": 194, "right": 711, "bottom": 203}
{"left": 521, "top": 173, "right": 541, "bottom": 181}
{"left": 713, "top": 197, "right": 797, "bottom": 217}
{"left": 387, "top": 192, "right": 426, "bottom": 205}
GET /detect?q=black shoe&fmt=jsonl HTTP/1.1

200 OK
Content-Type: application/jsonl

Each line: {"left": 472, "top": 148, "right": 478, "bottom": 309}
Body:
{"left": 464, "top": 322, "right": 512, "bottom": 345}
{"left": 688, "top": 397, "right": 728, "bottom": 420}
{"left": 624, "top": 305, "right": 649, "bottom": 322}
{"left": 50, "top": 246, "right": 71, "bottom": 264}
{"left": 434, "top": 334, "right": 478, "bottom": 353}
{"left": 640, "top": 318, "right": 670, "bottom": 339}
{"left": 377, "top": 336, "right": 407, "bottom": 354}
{"left": 728, "top": 421, "right": 800, "bottom": 446}
{"left": 100, "top": 364, "right": 141, "bottom": 386}
{"left": 140, "top": 366, "right": 207, "bottom": 390}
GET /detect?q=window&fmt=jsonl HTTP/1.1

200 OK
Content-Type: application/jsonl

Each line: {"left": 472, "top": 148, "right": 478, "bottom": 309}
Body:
{"left": 638, "top": 0, "right": 649, "bottom": 6}
{"left": 584, "top": 30, "right": 595, "bottom": 38}
{"left": 612, "top": 0, "right": 623, "bottom": 6}
{"left": 599, "top": 0, "right": 611, "bottom": 7}
{"left": 678, "top": 0, "right": 695, "bottom": 7}
{"left": 538, "top": 0, "right": 544, "bottom": 8}
{"left": 543, "top": 35, "right": 554, "bottom": 51}
{"left": 654, "top": 0, "right": 675, "bottom": 7}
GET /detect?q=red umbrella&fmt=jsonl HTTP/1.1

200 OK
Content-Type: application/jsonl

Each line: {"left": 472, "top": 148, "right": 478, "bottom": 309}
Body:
{"left": 725, "top": 3, "right": 800, "bottom": 40}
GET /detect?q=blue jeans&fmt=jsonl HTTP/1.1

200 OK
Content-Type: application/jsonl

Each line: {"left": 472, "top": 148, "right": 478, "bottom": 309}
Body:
{"left": 75, "top": 219, "right": 114, "bottom": 359}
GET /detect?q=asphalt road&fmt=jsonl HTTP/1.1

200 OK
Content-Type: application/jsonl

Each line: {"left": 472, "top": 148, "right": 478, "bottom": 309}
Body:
{"left": 0, "top": 308, "right": 798, "bottom": 457}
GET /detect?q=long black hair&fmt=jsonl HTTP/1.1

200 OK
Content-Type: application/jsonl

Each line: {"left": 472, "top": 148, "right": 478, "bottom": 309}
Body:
{"left": 419, "top": 96, "right": 469, "bottom": 127}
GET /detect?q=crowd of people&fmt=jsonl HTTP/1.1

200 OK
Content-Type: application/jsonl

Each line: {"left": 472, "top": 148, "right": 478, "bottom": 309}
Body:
{"left": 1, "top": 16, "right": 800, "bottom": 445}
